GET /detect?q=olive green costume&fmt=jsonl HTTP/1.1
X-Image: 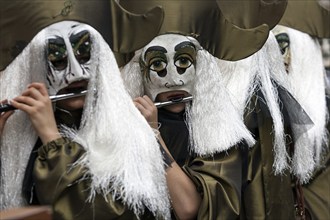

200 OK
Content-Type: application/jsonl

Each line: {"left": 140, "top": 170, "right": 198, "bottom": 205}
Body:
{"left": 158, "top": 109, "right": 244, "bottom": 219}
{"left": 32, "top": 110, "right": 156, "bottom": 220}
{"left": 222, "top": 1, "right": 330, "bottom": 219}
{"left": 243, "top": 94, "right": 330, "bottom": 220}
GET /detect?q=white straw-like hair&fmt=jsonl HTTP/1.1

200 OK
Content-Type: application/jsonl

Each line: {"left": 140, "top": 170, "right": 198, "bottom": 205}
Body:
{"left": 219, "top": 34, "right": 289, "bottom": 175}
{"left": 71, "top": 29, "right": 170, "bottom": 219}
{"left": 120, "top": 51, "right": 144, "bottom": 99}
{"left": 121, "top": 46, "right": 255, "bottom": 156}
{"left": 221, "top": 31, "right": 328, "bottom": 183}
{"left": 218, "top": 56, "right": 257, "bottom": 118}
{"left": 0, "top": 24, "right": 170, "bottom": 218}
{"left": 186, "top": 50, "right": 255, "bottom": 155}
{"left": 255, "top": 35, "right": 290, "bottom": 174}
{"left": 0, "top": 31, "right": 47, "bottom": 210}
{"left": 275, "top": 26, "right": 328, "bottom": 182}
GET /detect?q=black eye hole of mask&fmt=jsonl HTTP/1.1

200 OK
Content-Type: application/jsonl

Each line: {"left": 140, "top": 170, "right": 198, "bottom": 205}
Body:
{"left": 149, "top": 57, "right": 168, "bottom": 77}
{"left": 174, "top": 54, "right": 194, "bottom": 74}
{"left": 275, "top": 33, "right": 290, "bottom": 55}
{"left": 47, "top": 31, "right": 91, "bottom": 71}
{"left": 174, "top": 41, "right": 196, "bottom": 75}
{"left": 144, "top": 46, "right": 168, "bottom": 77}
{"left": 70, "top": 30, "right": 91, "bottom": 64}
{"left": 48, "top": 38, "right": 67, "bottom": 70}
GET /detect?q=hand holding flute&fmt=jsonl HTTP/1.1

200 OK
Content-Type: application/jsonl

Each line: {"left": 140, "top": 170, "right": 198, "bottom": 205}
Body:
{"left": 1, "top": 90, "right": 192, "bottom": 113}
{"left": 3, "top": 83, "right": 61, "bottom": 144}
{"left": 134, "top": 95, "right": 160, "bottom": 129}
{"left": 0, "top": 90, "right": 88, "bottom": 113}
{"left": 134, "top": 93, "right": 193, "bottom": 129}
{"left": 2, "top": 85, "right": 193, "bottom": 138}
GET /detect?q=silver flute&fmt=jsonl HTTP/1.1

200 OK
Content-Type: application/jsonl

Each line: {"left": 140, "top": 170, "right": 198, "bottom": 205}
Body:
{"left": 0, "top": 91, "right": 193, "bottom": 113}
{"left": 0, "top": 90, "right": 88, "bottom": 113}
{"left": 155, "top": 96, "right": 193, "bottom": 108}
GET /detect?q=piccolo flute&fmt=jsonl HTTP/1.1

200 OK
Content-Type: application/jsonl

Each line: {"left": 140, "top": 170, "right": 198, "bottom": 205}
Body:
{"left": 155, "top": 96, "right": 193, "bottom": 108}
{"left": 0, "top": 91, "right": 193, "bottom": 113}
{"left": 0, "top": 90, "right": 88, "bottom": 113}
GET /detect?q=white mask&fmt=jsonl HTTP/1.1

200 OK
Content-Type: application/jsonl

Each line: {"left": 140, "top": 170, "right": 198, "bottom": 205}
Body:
{"left": 272, "top": 25, "right": 291, "bottom": 72}
{"left": 44, "top": 21, "right": 94, "bottom": 95}
{"left": 140, "top": 34, "right": 199, "bottom": 101}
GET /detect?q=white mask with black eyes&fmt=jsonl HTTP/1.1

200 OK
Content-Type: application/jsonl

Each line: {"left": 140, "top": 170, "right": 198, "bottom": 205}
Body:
{"left": 140, "top": 34, "right": 199, "bottom": 101}
{"left": 45, "top": 21, "right": 94, "bottom": 96}
{"left": 273, "top": 26, "right": 291, "bottom": 72}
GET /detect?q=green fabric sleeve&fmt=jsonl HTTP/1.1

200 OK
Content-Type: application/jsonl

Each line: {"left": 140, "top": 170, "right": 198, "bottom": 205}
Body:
{"left": 302, "top": 151, "right": 330, "bottom": 220}
{"left": 33, "top": 137, "right": 149, "bottom": 220}
{"left": 183, "top": 147, "right": 243, "bottom": 220}
{"left": 34, "top": 137, "right": 86, "bottom": 205}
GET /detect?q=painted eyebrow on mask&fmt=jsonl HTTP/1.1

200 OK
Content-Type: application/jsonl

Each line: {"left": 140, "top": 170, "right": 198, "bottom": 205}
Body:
{"left": 70, "top": 30, "right": 89, "bottom": 44}
{"left": 144, "top": 46, "right": 167, "bottom": 59}
{"left": 48, "top": 36, "right": 65, "bottom": 45}
{"left": 175, "top": 41, "right": 196, "bottom": 51}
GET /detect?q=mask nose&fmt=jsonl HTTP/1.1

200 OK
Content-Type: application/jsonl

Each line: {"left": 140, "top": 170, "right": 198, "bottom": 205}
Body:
{"left": 66, "top": 49, "right": 88, "bottom": 84}
{"left": 165, "top": 80, "right": 184, "bottom": 88}
{"left": 164, "top": 65, "right": 185, "bottom": 88}
{"left": 69, "top": 55, "right": 84, "bottom": 78}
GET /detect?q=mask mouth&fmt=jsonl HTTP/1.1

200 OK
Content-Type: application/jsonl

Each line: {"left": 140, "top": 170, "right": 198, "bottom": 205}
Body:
{"left": 167, "top": 91, "right": 188, "bottom": 102}
{"left": 169, "top": 96, "right": 184, "bottom": 102}
{"left": 58, "top": 80, "right": 89, "bottom": 95}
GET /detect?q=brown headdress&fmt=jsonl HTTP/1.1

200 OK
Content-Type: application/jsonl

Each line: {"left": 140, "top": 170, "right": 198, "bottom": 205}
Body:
{"left": 119, "top": 0, "right": 282, "bottom": 61}
{"left": 217, "top": 0, "right": 288, "bottom": 29}
{"left": 0, "top": 0, "right": 164, "bottom": 70}
{"left": 279, "top": 0, "right": 330, "bottom": 38}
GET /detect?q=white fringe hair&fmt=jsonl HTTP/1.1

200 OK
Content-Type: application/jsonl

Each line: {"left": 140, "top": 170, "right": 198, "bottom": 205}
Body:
{"left": 0, "top": 31, "right": 47, "bottom": 210}
{"left": 219, "top": 34, "right": 289, "bottom": 174}
{"left": 121, "top": 47, "right": 255, "bottom": 156}
{"left": 120, "top": 51, "right": 144, "bottom": 98}
{"left": 275, "top": 26, "right": 328, "bottom": 182}
{"left": 0, "top": 24, "right": 170, "bottom": 219}
{"left": 186, "top": 50, "right": 255, "bottom": 155}
{"left": 220, "top": 31, "right": 328, "bottom": 183}
{"left": 255, "top": 34, "right": 290, "bottom": 175}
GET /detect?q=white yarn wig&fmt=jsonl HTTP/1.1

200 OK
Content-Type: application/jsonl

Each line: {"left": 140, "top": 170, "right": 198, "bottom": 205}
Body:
{"left": 121, "top": 34, "right": 255, "bottom": 156}
{"left": 273, "top": 25, "right": 329, "bottom": 182}
{"left": 220, "top": 31, "right": 328, "bottom": 183}
{"left": 0, "top": 22, "right": 170, "bottom": 219}
{"left": 0, "top": 34, "right": 45, "bottom": 210}
{"left": 219, "top": 33, "right": 289, "bottom": 176}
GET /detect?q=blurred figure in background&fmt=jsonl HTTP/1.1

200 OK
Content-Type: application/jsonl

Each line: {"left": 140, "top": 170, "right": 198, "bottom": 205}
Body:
{"left": 219, "top": 0, "right": 329, "bottom": 218}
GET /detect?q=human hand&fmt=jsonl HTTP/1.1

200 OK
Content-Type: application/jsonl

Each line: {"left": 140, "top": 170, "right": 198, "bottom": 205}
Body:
{"left": 0, "top": 100, "right": 14, "bottom": 136}
{"left": 133, "top": 95, "right": 159, "bottom": 129}
{"left": 10, "top": 83, "right": 60, "bottom": 144}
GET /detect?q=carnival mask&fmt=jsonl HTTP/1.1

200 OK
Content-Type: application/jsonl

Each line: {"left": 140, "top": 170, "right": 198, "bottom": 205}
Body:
{"left": 273, "top": 26, "right": 291, "bottom": 73}
{"left": 45, "top": 21, "right": 93, "bottom": 96}
{"left": 140, "top": 34, "right": 199, "bottom": 101}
